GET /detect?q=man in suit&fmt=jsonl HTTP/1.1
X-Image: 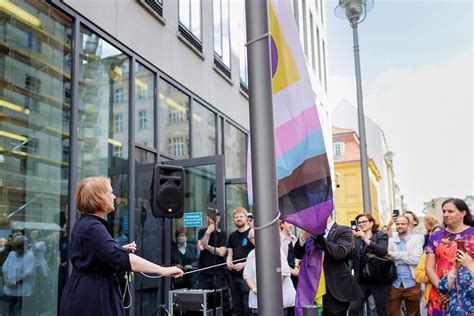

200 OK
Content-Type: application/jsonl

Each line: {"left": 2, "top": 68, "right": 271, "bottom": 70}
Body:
{"left": 295, "top": 213, "right": 362, "bottom": 316}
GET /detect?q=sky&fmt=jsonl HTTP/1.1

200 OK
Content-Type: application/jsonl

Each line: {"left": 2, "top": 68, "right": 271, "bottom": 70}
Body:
{"left": 325, "top": 0, "right": 473, "bottom": 212}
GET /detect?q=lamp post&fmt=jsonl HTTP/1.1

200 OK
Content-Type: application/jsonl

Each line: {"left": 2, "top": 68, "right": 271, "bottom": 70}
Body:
{"left": 335, "top": 0, "right": 374, "bottom": 213}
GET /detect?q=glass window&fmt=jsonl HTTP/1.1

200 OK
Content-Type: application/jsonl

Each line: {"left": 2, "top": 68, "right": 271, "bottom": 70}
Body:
{"left": 310, "top": 12, "right": 316, "bottom": 71}
{"left": 179, "top": 0, "right": 202, "bottom": 41}
{"left": 115, "top": 87, "right": 124, "bottom": 103}
{"left": 293, "top": 0, "right": 300, "bottom": 32}
{"left": 114, "top": 113, "right": 124, "bottom": 132}
{"left": 159, "top": 80, "right": 190, "bottom": 158}
{"left": 334, "top": 142, "right": 345, "bottom": 158}
{"left": 78, "top": 27, "right": 130, "bottom": 242}
{"left": 317, "top": 27, "right": 322, "bottom": 82}
{"left": 322, "top": 39, "right": 327, "bottom": 90}
{"left": 138, "top": 111, "right": 147, "bottom": 129}
{"left": 224, "top": 122, "right": 247, "bottom": 178}
{"left": 239, "top": 1, "right": 248, "bottom": 87}
{"left": 142, "top": 0, "right": 164, "bottom": 16}
{"left": 302, "top": 0, "right": 308, "bottom": 56}
{"left": 0, "top": 0, "right": 72, "bottom": 314}
{"left": 191, "top": 100, "right": 216, "bottom": 157}
{"left": 214, "top": 0, "right": 230, "bottom": 68}
{"left": 135, "top": 63, "right": 155, "bottom": 147}
{"left": 226, "top": 182, "right": 250, "bottom": 233}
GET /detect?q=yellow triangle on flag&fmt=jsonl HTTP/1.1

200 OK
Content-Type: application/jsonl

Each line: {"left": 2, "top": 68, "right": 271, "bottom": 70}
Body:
{"left": 269, "top": 2, "right": 300, "bottom": 95}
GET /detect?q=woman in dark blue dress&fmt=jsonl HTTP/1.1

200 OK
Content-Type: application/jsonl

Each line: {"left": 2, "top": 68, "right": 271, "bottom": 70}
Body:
{"left": 60, "top": 176, "right": 183, "bottom": 316}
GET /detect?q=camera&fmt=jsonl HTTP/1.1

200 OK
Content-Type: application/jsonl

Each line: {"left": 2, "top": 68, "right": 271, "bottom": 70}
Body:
{"left": 456, "top": 240, "right": 466, "bottom": 252}
{"left": 350, "top": 220, "right": 358, "bottom": 232}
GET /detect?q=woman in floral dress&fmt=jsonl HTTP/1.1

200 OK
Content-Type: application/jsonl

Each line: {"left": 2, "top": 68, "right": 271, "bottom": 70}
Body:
{"left": 425, "top": 198, "right": 474, "bottom": 315}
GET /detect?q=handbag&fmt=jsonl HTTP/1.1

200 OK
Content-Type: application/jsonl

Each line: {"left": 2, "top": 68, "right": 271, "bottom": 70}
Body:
{"left": 361, "top": 253, "right": 397, "bottom": 285}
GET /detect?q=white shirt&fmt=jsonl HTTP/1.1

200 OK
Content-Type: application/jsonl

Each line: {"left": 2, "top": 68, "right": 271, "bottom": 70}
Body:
{"left": 243, "top": 249, "right": 296, "bottom": 309}
{"left": 324, "top": 221, "right": 335, "bottom": 238}
{"left": 2, "top": 250, "right": 36, "bottom": 297}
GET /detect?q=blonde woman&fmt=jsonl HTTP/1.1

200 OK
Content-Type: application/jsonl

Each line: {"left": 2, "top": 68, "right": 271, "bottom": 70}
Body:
{"left": 414, "top": 224, "right": 443, "bottom": 310}
{"left": 60, "top": 176, "right": 183, "bottom": 316}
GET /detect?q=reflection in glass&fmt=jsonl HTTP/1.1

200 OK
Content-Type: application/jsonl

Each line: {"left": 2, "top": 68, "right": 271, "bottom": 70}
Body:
{"left": 135, "top": 63, "right": 155, "bottom": 147}
{"left": 171, "top": 164, "right": 215, "bottom": 237}
{"left": 179, "top": 0, "right": 202, "bottom": 40}
{"left": 238, "top": 1, "right": 248, "bottom": 86}
{"left": 77, "top": 27, "right": 130, "bottom": 242}
{"left": 224, "top": 122, "right": 247, "bottom": 178}
{"left": 0, "top": 0, "right": 71, "bottom": 314}
{"left": 159, "top": 80, "right": 190, "bottom": 158}
{"left": 191, "top": 101, "right": 216, "bottom": 158}
{"left": 170, "top": 164, "right": 216, "bottom": 290}
{"left": 134, "top": 147, "right": 162, "bottom": 314}
{"left": 225, "top": 183, "right": 250, "bottom": 234}
{"left": 213, "top": 0, "right": 230, "bottom": 67}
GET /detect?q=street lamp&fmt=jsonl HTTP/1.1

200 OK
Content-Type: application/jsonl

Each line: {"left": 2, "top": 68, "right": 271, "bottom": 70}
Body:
{"left": 335, "top": 0, "right": 374, "bottom": 213}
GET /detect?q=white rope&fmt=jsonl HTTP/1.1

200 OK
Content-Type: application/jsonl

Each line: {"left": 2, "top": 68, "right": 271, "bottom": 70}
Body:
{"left": 245, "top": 32, "right": 270, "bottom": 47}
{"left": 140, "top": 255, "right": 255, "bottom": 279}
{"left": 122, "top": 272, "right": 133, "bottom": 309}
{"left": 253, "top": 210, "right": 281, "bottom": 231}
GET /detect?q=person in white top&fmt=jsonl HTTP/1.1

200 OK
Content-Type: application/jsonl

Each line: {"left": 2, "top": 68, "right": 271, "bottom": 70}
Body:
{"left": 243, "top": 228, "right": 296, "bottom": 316}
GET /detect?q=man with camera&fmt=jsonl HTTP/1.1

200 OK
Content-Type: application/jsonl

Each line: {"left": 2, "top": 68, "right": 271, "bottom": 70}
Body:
{"left": 197, "top": 208, "right": 231, "bottom": 313}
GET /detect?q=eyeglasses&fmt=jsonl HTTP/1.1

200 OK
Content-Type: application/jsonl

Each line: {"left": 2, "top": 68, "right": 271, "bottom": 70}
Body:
{"left": 357, "top": 220, "right": 370, "bottom": 225}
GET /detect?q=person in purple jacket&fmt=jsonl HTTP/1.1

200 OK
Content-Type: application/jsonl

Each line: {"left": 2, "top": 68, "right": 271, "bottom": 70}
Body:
{"left": 60, "top": 176, "right": 183, "bottom": 316}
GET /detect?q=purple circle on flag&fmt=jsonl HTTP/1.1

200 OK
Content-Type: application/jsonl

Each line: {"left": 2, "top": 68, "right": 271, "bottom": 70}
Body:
{"left": 270, "top": 35, "right": 278, "bottom": 78}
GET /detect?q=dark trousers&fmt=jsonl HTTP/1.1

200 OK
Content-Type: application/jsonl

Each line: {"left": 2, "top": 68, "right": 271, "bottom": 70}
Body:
{"left": 348, "top": 284, "right": 390, "bottom": 316}
{"left": 197, "top": 273, "right": 231, "bottom": 313}
{"left": 229, "top": 274, "right": 250, "bottom": 316}
{"left": 389, "top": 283, "right": 421, "bottom": 316}
{"left": 322, "top": 290, "right": 350, "bottom": 316}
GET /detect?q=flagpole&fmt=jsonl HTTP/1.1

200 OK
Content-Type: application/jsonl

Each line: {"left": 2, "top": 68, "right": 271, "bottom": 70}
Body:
{"left": 245, "top": 0, "right": 284, "bottom": 315}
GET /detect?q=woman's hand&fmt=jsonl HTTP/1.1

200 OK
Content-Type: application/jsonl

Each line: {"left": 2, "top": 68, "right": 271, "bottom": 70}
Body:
{"left": 123, "top": 242, "right": 137, "bottom": 253}
{"left": 456, "top": 250, "right": 474, "bottom": 273}
{"left": 440, "top": 293, "right": 450, "bottom": 305}
{"left": 162, "top": 266, "right": 184, "bottom": 278}
{"left": 299, "top": 231, "right": 310, "bottom": 244}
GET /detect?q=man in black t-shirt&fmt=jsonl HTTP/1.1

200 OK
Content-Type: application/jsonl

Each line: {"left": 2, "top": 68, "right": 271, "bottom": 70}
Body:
{"left": 227, "top": 207, "right": 254, "bottom": 316}
{"left": 197, "top": 209, "right": 230, "bottom": 313}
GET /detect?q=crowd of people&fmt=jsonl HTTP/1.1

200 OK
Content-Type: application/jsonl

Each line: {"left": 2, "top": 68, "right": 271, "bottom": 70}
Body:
{"left": 3, "top": 175, "right": 472, "bottom": 316}
{"left": 0, "top": 228, "right": 69, "bottom": 315}
{"left": 171, "top": 197, "right": 473, "bottom": 316}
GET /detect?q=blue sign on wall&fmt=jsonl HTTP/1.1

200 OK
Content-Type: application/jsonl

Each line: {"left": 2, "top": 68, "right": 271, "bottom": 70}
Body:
{"left": 183, "top": 212, "right": 203, "bottom": 228}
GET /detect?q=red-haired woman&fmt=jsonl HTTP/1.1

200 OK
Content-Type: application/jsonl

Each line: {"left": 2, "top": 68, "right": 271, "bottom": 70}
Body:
{"left": 60, "top": 176, "right": 183, "bottom": 316}
{"left": 348, "top": 213, "right": 390, "bottom": 316}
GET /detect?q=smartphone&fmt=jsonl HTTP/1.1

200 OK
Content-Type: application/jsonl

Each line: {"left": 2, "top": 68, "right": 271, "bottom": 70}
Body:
{"left": 457, "top": 240, "right": 466, "bottom": 252}
{"left": 350, "top": 220, "right": 358, "bottom": 232}
{"left": 393, "top": 209, "right": 400, "bottom": 217}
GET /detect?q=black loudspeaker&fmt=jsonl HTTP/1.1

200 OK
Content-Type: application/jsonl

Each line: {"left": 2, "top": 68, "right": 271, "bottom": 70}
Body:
{"left": 151, "top": 164, "right": 185, "bottom": 218}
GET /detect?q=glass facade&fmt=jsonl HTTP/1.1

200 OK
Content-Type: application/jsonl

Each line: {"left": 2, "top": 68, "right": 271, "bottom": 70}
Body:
{"left": 191, "top": 100, "right": 216, "bottom": 158}
{"left": 224, "top": 121, "right": 247, "bottom": 179}
{"left": 135, "top": 63, "right": 155, "bottom": 147}
{"left": 159, "top": 79, "right": 190, "bottom": 159}
{"left": 213, "top": 0, "right": 230, "bottom": 68}
{"left": 77, "top": 27, "right": 130, "bottom": 241}
{"left": 0, "top": 1, "right": 249, "bottom": 314}
{"left": 0, "top": 1, "right": 72, "bottom": 314}
{"left": 179, "top": 0, "right": 202, "bottom": 41}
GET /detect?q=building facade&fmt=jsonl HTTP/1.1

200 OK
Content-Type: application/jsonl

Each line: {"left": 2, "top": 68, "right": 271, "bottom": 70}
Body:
{"left": 332, "top": 99, "right": 401, "bottom": 224}
{"left": 332, "top": 127, "right": 381, "bottom": 225}
{"left": 0, "top": 0, "right": 330, "bottom": 315}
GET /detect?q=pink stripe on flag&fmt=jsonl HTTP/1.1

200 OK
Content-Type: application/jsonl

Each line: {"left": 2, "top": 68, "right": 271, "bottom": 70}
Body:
{"left": 274, "top": 106, "right": 321, "bottom": 158}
